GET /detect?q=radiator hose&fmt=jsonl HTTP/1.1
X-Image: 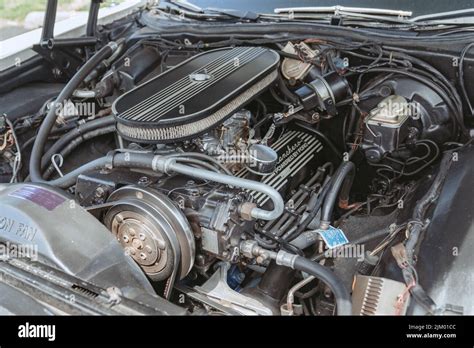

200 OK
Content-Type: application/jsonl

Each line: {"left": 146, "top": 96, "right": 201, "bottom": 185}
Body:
{"left": 291, "top": 255, "right": 352, "bottom": 315}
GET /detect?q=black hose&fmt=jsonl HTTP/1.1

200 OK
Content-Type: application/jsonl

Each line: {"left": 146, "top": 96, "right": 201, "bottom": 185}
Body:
{"left": 277, "top": 74, "right": 299, "bottom": 104}
{"left": 285, "top": 178, "right": 332, "bottom": 242}
{"left": 29, "top": 42, "right": 118, "bottom": 182}
{"left": 275, "top": 49, "right": 304, "bottom": 61}
{"left": 173, "top": 158, "right": 222, "bottom": 173}
{"left": 294, "top": 121, "right": 342, "bottom": 161}
{"left": 20, "top": 122, "right": 81, "bottom": 151}
{"left": 292, "top": 256, "right": 352, "bottom": 315}
{"left": 285, "top": 164, "right": 335, "bottom": 242}
{"left": 344, "top": 106, "right": 357, "bottom": 142}
{"left": 270, "top": 87, "right": 291, "bottom": 106}
{"left": 40, "top": 116, "right": 116, "bottom": 171}
{"left": 254, "top": 98, "right": 267, "bottom": 118}
{"left": 320, "top": 161, "right": 355, "bottom": 228}
{"left": 39, "top": 151, "right": 155, "bottom": 188}
{"left": 43, "top": 125, "right": 117, "bottom": 179}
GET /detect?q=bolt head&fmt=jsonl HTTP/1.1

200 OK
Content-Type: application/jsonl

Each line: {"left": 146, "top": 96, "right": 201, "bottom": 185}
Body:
{"left": 132, "top": 238, "right": 144, "bottom": 250}
{"left": 138, "top": 176, "right": 149, "bottom": 185}
{"left": 114, "top": 214, "right": 124, "bottom": 224}
{"left": 95, "top": 187, "right": 105, "bottom": 197}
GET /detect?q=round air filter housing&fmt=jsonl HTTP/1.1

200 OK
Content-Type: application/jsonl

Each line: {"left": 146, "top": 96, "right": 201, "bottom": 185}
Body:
{"left": 113, "top": 47, "right": 280, "bottom": 143}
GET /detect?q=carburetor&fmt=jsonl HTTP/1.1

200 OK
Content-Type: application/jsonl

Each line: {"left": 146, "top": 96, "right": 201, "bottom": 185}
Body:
{"left": 195, "top": 110, "right": 251, "bottom": 156}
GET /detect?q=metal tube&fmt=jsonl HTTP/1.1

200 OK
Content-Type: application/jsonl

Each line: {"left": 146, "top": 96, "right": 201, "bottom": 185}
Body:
{"left": 287, "top": 275, "right": 315, "bottom": 313}
{"left": 153, "top": 157, "right": 284, "bottom": 221}
{"left": 72, "top": 89, "right": 97, "bottom": 98}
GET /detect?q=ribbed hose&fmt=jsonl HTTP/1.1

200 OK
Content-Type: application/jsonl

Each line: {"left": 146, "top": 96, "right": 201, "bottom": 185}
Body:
{"left": 292, "top": 256, "right": 352, "bottom": 315}
{"left": 29, "top": 42, "right": 118, "bottom": 182}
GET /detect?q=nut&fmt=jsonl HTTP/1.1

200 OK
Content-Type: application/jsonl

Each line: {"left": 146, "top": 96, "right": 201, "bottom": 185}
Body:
{"left": 239, "top": 202, "right": 257, "bottom": 221}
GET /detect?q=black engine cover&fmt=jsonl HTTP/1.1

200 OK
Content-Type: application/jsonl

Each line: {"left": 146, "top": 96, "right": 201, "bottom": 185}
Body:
{"left": 113, "top": 47, "right": 279, "bottom": 143}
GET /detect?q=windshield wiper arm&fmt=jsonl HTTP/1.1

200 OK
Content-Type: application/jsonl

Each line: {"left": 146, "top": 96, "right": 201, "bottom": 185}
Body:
{"left": 412, "top": 9, "right": 474, "bottom": 22}
{"left": 166, "top": 0, "right": 259, "bottom": 21}
{"left": 205, "top": 8, "right": 259, "bottom": 21}
{"left": 274, "top": 6, "right": 412, "bottom": 17}
{"left": 168, "top": 0, "right": 203, "bottom": 13}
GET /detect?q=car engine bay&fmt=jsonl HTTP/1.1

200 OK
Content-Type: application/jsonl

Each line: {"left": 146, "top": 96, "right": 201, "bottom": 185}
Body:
{"left": 0, "top": 3, "right": 473, "bottom": 316}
